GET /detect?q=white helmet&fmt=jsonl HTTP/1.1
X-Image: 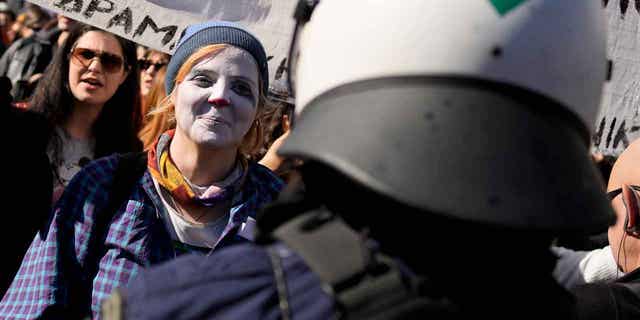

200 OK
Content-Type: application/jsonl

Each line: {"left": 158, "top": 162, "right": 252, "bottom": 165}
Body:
{"left": 292, "top": 0, "right": 607, "bottom": 131}
{"left": 281, "top": 0, "right": 614, "bottom": 232}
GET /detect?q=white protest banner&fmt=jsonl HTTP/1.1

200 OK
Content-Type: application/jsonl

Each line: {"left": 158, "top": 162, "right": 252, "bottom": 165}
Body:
{"left": 26, "top": 0, "right": 297, "bottom": 88}
{"left": 594, "top": 0, "right": 640, "bottom": 156}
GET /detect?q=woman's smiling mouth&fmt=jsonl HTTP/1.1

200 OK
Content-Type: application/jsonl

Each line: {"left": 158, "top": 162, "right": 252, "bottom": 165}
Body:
{"left": 199, "top": 116, "right": 230, "bottom": 127}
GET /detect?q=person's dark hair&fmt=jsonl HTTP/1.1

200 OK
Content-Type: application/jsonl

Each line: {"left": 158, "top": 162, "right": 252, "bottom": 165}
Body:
{"left": 22, "top": 4, "right": 50, "bottom": 31}
{"left": 1, "top": 10, "right": 15, "bottom": 24}
{"left": 40, "top": 16, "right": 59, "bottom": 32}
{"left": 597, "top": 155, "right": 617, "bottom": 184}
{"left": 30, "top": 23, "right": 141, "bottom": 181}
{"left": 268, "top": 101, "right": 294, "bottom": 142}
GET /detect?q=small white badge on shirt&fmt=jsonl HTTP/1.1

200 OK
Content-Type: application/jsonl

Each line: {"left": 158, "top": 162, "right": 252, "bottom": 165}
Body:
{"left": 238, "top": 217, "right": 257, "bottom": 241}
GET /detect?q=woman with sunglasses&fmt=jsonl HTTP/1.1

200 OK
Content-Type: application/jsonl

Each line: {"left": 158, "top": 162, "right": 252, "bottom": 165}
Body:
{"left": 0, "top": 21, "right": 282, "bottom": 319}
{"left": 138, "top": 49, "right": 169, "bottom": 105}
{"left": 137, "top": 49, "right": 170, "bottom": 147}
{"left": 138, "top": 63, "right": 169, "bottom": 149}
{"left": 28, "top": 23, "right": 141, "bottom": 204}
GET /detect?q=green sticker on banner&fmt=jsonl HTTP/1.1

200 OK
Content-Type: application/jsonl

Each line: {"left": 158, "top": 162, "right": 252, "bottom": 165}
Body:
{"left": 489, "top": 0, "right": 528, "bottom": 15}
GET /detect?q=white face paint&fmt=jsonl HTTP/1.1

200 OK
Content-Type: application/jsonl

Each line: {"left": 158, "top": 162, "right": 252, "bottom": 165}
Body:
{"left": 174, "top": 46, "right": 260, "bottom": 149}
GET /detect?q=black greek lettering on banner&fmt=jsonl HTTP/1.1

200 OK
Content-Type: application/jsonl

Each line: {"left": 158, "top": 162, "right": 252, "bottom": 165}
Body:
{"left": 603, "top": 0, "right": 640, "bottom": 17}
{"left": 593, "top": 117, "right": 640, "bottom": 150}
{"left": 107, "top": 7, "right": 133, "bottom": 34}
{"left": 84, "top": 0, "right": 114, "bottom": 19}
{"left": 53, "top": 0, "right": 82, "bottom": 13}
{"left": 52, "top": 0, "right": 179, "bottom": 49}
{"left": 133, "top": 15, "right": 178, "bottom": 47}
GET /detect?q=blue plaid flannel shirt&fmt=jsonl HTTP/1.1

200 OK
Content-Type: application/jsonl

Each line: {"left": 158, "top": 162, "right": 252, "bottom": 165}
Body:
{"left": 0, "top": 154, "right": 283, "bottom": 319}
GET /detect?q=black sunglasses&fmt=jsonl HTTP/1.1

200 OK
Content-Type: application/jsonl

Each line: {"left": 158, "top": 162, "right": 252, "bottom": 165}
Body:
{"left": 70, "top": 47, "right": 126, "bottom": 73}
{"left": 607, "top": 185, "right": 640, "bottom": 200}
{"left": 138, "top": 59, "right": 167, "bottom": 71}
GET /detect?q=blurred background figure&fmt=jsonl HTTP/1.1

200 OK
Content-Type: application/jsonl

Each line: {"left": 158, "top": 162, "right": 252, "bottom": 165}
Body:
{"left": 54, "top": 13, "right": 75, "bottom": 48}
{"left": 258, "top": 76, "right": 300, "bottom": 183}
{"left": 139, "top": 49, "right": 169, "bottom": 104}
{"left": 9, "top": 4, "right": 47, "bottom": 41}
{"left": 5, "top": 0, "right": 24, "bottom": 17}
{"left": 0, "top": 2, "right": 15, "bottom": 54}
{"left": 137, "top": 48, "right": 169, "bottom": 129}
{"left": 12, "top": 14, "right": 80, "bottom": 103}
{"left": 138, "top": 62, "right": 168, "bottom": 149}
{"left": 0, "top": 4, "right": 51, "bottom": 100}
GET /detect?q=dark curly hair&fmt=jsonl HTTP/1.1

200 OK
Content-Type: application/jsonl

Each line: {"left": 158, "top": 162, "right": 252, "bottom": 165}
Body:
{"left": 30, "top": 23, "right": 142, "bottom": 183}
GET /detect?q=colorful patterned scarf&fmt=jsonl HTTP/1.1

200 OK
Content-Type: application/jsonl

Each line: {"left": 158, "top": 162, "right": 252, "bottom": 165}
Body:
{"left": 148, "top": 130, "right": 247, "bottom": 207}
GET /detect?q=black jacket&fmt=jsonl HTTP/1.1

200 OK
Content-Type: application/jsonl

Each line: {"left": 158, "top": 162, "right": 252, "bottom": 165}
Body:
{"left": 0, "top": 105, "right": 52, "bottom": 297}
{"left": 573, "top": 267, "right": 640, "bottom": 320}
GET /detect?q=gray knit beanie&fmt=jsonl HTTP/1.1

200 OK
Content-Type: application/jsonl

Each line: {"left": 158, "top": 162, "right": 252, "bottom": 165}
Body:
{"left": 165, "top": 21, "right": 269, "bottom": 94}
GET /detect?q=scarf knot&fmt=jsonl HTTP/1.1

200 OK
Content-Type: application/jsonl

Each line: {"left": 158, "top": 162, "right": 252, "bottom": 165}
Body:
{"left": 147, "top": 130, "right": 247, "bottom": 207}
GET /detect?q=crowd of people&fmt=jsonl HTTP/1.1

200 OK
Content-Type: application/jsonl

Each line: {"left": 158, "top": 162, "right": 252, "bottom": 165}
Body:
{"left": 0, "top": 0, "right": 638, "bottom": 319}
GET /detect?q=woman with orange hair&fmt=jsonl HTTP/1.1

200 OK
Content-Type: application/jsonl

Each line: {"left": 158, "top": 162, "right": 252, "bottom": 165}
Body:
{"left": 0, "top": 21, "right": 283, "bottom": 319}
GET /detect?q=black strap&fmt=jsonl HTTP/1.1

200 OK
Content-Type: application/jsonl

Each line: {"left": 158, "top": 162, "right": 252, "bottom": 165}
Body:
{"left": 270, "top": 208, "right": 437, "bottom": 319}
{"left": 267, "top": 246, "right": 292, "bottom": 320}
{"left": 273, "top": 208, "right": 369, "bottom": 286}
{"left": 68, "top": 152, "right": 148, "bottom": 318}
{"left": 618, "top": 271, "right": 640, "bottom": 296}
